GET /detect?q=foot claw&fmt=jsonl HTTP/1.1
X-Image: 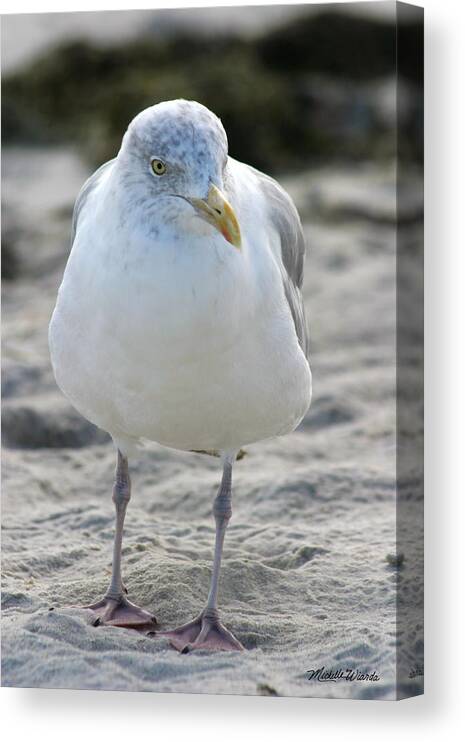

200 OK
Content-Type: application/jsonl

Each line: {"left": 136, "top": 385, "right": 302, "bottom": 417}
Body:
{"left": 160, "top": 612, "right": 244, "bottom": 653}
{"left": 82, "top": 594, "right": 157, "bottom": 629}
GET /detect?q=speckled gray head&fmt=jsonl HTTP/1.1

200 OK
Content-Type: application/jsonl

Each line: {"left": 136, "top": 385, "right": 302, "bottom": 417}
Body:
{"left": 116, "top": 99, "right": 241, "bottom": 248}
{"left": 119, "top": 99, "right": 228, "bottom": 197}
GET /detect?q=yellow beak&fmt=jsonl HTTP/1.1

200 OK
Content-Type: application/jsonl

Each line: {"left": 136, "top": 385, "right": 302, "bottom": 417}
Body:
{"left": 190, "top": 184, "right": 241, "bottom": 249}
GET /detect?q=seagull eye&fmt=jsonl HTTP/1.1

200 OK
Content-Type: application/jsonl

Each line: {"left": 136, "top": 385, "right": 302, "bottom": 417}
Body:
{"left": 151, "top": 159, "right": 166, "bottom": 176}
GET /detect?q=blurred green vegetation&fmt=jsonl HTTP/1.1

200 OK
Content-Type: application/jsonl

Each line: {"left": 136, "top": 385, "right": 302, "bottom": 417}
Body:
{"left": 2, "top": 12, "right": 423, "bottom": 172}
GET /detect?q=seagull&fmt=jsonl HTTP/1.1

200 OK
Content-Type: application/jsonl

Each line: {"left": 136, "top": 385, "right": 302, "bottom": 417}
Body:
{"left": 49, "top": 99, "right": 312, "bottom": 652}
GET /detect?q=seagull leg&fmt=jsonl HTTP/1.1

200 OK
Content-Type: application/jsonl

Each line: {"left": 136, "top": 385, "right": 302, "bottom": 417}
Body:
{"left": 159, "top": 454, "right": 243, "bottom": 652}
{"left": 82, "top": 450, "right": 157, "bottom": 629}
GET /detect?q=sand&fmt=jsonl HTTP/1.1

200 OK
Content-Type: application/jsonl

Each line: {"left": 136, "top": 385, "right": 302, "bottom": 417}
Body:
{"left": 1, "top": 146, "right": 423, "bottom": 698}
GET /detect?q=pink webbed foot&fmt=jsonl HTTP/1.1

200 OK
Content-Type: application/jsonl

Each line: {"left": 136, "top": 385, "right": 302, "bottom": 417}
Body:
{"left": 83, "top": 594, "right": 157, "bottom": 630}
{"left": 158, "top": 612, "right": 244, "bottom": 653}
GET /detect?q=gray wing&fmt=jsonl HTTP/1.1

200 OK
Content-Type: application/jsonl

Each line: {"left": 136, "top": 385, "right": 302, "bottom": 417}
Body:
{"left": 70, "top": 158, "right": 116, "bottom": 245}
{"left": 251, "top": 167, "right": 309, "bottom": 359}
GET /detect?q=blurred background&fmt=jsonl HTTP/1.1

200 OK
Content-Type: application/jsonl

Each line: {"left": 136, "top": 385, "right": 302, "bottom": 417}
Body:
{"left": 2, "top": 3, "right": 423, "bottom": 172}
{"left": 1, "top": 3, "right": 424, "bottom": 697}
{"left": 1, "top": 2, "right": 423, "bottom": 284}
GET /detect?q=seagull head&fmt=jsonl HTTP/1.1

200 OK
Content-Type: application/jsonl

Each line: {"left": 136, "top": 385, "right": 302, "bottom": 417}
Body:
{"left": 117, "top": 99, "right": 241, "bottom": 249}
